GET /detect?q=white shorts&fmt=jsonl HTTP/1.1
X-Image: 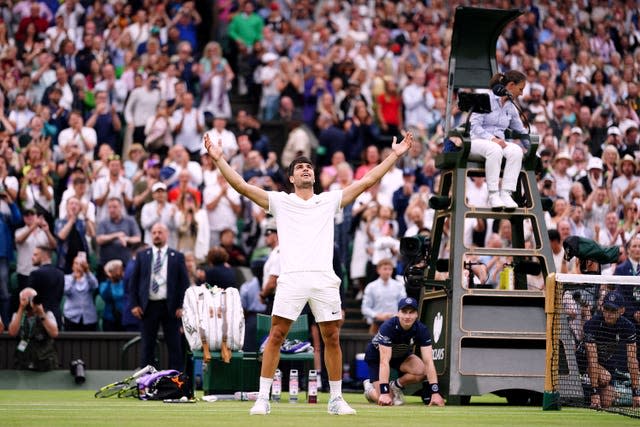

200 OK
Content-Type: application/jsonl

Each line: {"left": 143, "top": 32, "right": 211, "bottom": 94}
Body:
{"left": 271, "top": 271, "right": 342, "bottom": 322}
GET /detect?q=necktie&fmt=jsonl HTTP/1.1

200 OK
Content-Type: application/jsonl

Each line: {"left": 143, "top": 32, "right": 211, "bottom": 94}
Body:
{"left": 152, "top": 249, "right": 162, "bottom": 293}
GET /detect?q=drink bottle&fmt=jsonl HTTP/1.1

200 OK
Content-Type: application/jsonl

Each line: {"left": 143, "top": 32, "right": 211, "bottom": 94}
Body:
{"left": 307, "top": 370, "right": 317, "bottom": 404}
{"left": 272, "top": 369, "right": 282, "bottom": 402}
{"left": 289, "top": 369, "right": 299, "bottom": 403}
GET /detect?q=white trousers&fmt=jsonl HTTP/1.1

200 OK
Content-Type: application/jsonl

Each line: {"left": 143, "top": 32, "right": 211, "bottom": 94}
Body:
{"left": 469, "top": 139, "right": 523, "bottom": 192}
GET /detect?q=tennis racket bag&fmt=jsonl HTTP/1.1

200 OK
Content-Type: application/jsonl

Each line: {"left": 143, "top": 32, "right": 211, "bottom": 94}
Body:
{"left": 137, "top": 369, "right": 192, "bottom": 400}
{"left": 182, "top": 285, "right": 214, "bottom": 351}
{"left": 182, "top": 285, "right": 245, "bottom": 352}
{"left": 204, "top": 286, "right": 245, "bottom": 351}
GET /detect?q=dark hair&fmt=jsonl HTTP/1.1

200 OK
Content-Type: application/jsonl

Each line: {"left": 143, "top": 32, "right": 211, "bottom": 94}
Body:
{"left": 207, "top": 246, "right": 229, "bottom": 265}
{"left": 548, "top": 229, "right": 560, "bottom": 242}
{"left": 489, "top": 70, "right": 526, "bottom": 89}
{"left": 35, "top": 244, "right": 53, "bottom": 256}
{"left": 287, "top": 156, "right": 314, "bottom": 177}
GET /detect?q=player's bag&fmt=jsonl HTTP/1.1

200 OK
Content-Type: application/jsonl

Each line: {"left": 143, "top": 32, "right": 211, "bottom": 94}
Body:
{"left": 182, "top": 285, "right": 212, "bottom": 351}
{"left": 136, "top": 369, "right": 192, "bottom": 400}
{"left": 205, "top": 286, "right": 245, "bottom": 351}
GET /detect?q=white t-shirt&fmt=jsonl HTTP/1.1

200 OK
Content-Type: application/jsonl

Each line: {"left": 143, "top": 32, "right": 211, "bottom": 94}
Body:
{"left": 58, "top": 188, "right": 96, "bottom": 221}
{"left": 57, "top": 126, "right": 98, "bottom": 159}
{"left": 8, "top": 109, "right": 35, "bottom": 132}
{"left": 268, "top": 190, "right": 342, "bottom": 275}
{"left": 15, "top": 226, "right": 51, "bottom": 275}
{"left": 262, "top": 246, "right": 281, "bottom": 290}
{"left": 171, "top": 108, "right": 205, "bottom": 153}
{"left": 92, "top": 176, "right": 133, "bottom": 222}
{"left": 379, "top": 167, "right": 403, "bottom": 207}
{"left": 203, "top": 184, "right": 241, "bottom": 233}
{"left": 204, "top": 128, "right": 238, "bottom": 161}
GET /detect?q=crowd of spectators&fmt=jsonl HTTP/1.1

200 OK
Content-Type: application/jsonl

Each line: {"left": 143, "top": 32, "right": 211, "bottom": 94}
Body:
{"left": 1, "top": 0, "right": 640, "bottom": 335}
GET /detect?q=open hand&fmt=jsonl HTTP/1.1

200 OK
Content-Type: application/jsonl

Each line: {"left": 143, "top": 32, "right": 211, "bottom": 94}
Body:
{"left": 203, "top": 133, "right": 223, "bottom": 161}
{"left": 391, "top": 131, "right": 414, "bottom": 157}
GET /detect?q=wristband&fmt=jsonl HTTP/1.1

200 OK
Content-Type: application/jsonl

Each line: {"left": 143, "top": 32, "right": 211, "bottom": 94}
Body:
{"left": 591, "top": 387, "right": 599, "bottom": 396}
{"left": 633, "top": 388, "right": 640, "bottom": 397}
{"left": 431, "top": 383, "right": 440, "bottom": 394}
{"left": 379, "top": 383, "right": 390, "bottom": 394}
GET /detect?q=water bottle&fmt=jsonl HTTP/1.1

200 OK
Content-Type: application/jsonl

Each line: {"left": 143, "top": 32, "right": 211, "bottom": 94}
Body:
{"left": 289, "top": 369, "right": 299, "bottom": 403}
{"left": 342, "top": 363, "right": 351, "bottom": 382}
{"left": 499, "top": 263, "right": 514, "bottom": 290}
{"left": 234, "top": 391, "right": 259, "bottom": 401}
{"left": 272, "top": 369, "right": 282, "bottom": 402}
{"left": 307, "top": 370, "right": 317, "bottom": 404}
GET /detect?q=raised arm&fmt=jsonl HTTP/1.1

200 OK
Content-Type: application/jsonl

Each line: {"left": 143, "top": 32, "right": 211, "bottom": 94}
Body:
{"left": 203, "top": 134, "right": 269, "bottom": 210}
{"left": 341, "top": 132, "right": 413, "bottom": 208}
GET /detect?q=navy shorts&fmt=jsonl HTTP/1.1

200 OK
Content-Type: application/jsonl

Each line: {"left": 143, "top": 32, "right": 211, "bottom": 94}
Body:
{"left": 366, "top": 357, "right": 408, "bottom": 383}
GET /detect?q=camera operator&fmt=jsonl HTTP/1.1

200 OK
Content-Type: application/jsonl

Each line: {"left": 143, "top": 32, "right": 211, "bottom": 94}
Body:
{"left": 7, "top": 287, "right": 59, "bottom": 371}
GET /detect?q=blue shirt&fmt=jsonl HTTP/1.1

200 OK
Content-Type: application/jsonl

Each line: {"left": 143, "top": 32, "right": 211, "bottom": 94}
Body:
{"left": 365, "top": 316, "right": 432, "bottom": 362}
{"left": 470, "top": 92, "right": 527, "bottom": 141}
{"left": 361, "top": 277, "right": 406, "bottom": 325}
{"left": 0, "top": 201, "right": 21, "bottom": 260}
{"left": 99, "top": 279, "right": 126, "bottom": 323}
{"left": 583, "top": 313, "right": 636, "bottom": 371}
{"left": 63, "top": 273, "right": 99, "bottom": 324}
{"left": 239, "top": 277, "right": 267, "bottom": 313}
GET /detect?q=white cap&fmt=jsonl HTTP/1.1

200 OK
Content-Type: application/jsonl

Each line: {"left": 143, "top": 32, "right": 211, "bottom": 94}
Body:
{"left": 587, "top": 157, "right": 603, "bottom": 170}
{"left": 607, "top": 126, "right": 622, "bottom": 136}
{"left": 151, "top": 182, "right": 167, "bottom": 192}
{"left": 261, "top": 52, "right": 279, "bottom": 63}
{"left": 570, "top": 127, "right": 583, "bottom": 135}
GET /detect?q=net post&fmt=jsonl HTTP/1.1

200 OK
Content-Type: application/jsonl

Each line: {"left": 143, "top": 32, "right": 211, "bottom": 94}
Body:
{"left": 543, "top": 272, "right": 561, "bottom": 410}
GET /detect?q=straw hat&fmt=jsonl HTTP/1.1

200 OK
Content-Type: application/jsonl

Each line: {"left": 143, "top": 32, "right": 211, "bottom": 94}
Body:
{"left": 553, "top": 151, "right": 573, "bottom": 166}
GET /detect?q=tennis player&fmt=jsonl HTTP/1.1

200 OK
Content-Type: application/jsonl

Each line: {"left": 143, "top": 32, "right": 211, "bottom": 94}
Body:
{"left": 204, "top": 131, "right": 414, "bottom": 415}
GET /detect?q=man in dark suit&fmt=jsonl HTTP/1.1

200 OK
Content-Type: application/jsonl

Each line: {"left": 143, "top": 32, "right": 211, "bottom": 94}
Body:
{"left": 613, "top": 236, "right": 640, "bottom": 326}
{"left": 28, "top": 245, "right": 64, "bottom": 326}
{"left": 130, "top": 223, "right": 189, "bottom": 370}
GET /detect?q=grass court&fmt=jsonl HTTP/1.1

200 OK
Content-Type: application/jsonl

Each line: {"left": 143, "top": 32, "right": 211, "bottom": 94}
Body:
{"left": 1, "top": 390, "right": 638, "bottom": 427}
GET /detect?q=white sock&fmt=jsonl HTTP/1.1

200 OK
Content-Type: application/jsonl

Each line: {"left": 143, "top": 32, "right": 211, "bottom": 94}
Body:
{"left": 259, "top": 376, "right": 273, "bottom": 400}
{"left": 329, "top": 380, "right": 342, "bottom": 399}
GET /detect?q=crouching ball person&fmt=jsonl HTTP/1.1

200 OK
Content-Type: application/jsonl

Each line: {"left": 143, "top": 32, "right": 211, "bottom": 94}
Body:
{"left": 204, "top": 130, "right": 414, "bottom": 415}
{"left": 584, "top": 291, "right": 640, "bottom": 408}
{"left": 363, "top": 297, "right": 445, "bottom": 407}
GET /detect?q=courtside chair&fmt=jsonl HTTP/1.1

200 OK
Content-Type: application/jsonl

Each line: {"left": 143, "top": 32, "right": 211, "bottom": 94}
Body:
{"left": 256, "top": 313, "right": 314, "bottom": 379}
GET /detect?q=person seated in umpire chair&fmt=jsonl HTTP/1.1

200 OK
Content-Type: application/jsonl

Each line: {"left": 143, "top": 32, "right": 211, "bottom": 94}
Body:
{"left": 467, "top": 70, "right": 529, "bottom": 210}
